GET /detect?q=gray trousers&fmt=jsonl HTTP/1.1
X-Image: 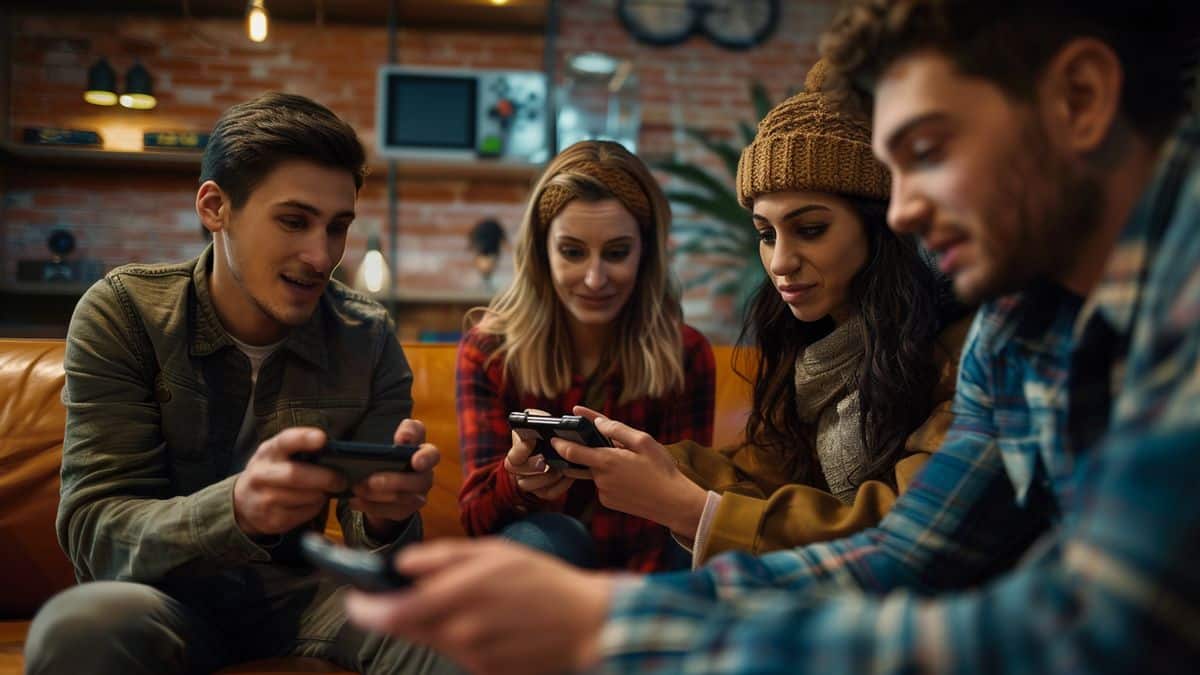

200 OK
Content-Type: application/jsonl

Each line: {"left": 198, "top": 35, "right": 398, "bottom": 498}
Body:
{"left": 24, "top": 568, "right": 462, "bottom": 675}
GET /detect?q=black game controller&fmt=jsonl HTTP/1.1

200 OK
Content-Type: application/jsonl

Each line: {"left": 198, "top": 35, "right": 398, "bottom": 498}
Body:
{"left": 300, "top": 532, "right": 411, "bottom": 592}
{"left": 507, "top": 412, "right": 612, "bottom": 471}
{"left": 296, "top": 440, "right": 418, "bottom": 495}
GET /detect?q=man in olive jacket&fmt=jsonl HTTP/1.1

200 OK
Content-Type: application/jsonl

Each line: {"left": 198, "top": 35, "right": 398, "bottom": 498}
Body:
{"left": 24, "top": 93, "right": 458, "bottom": 674}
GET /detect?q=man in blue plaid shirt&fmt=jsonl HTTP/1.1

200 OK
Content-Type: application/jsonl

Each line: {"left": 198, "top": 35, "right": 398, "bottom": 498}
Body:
{"left": 342, "top": 2, "right": 1200, "bottom": 673}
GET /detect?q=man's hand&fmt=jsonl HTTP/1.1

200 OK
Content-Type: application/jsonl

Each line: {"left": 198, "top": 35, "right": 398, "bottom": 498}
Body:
{"left": 553, "top": 406, "right": 708, "bottom": 538}
{"left": 352, "top": 418, "right": 440, "bottom": 541}
{"left": 233, "top": 427, "right": 346, "bottom": 537}
{"left": 345, "top": 538, "right": 612, "bottom": 675}
{"left": 505, "top": 408, "right": 575, "bottom": 500}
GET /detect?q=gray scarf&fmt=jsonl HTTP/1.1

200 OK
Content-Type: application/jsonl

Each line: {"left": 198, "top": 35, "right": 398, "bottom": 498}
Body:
{"left": 793, "top": 316, "right": 867, "bottom": 504}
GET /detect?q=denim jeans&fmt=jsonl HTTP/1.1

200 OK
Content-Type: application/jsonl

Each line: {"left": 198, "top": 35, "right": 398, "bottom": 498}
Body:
{"left": 500, "top": 512, "right": 599, "bottom": 568}
{"left": 500, "top": 512, "right": 692, "bottom": 571}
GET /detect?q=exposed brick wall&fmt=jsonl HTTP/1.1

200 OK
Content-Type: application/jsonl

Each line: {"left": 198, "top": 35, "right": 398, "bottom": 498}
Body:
{"left": 2, "top": 0, "right": 838, "bottom": 341}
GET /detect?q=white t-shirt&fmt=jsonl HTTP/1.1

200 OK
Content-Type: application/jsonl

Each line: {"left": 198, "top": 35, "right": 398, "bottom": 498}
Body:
{"left": 230, "top": 335, "right": 284, "bottom": 468}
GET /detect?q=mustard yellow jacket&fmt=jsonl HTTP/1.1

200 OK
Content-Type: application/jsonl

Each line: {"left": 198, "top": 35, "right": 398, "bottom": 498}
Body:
{"left": 667, "top": 315, "right": 972, "bottom": 565}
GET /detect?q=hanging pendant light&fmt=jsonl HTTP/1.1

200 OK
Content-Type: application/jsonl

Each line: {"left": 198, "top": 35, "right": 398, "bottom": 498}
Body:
{"left": 84, "top": 58, "right": 118, "bottom": 106}
{"left": 247, "top": 0, "right": 269, "bottom": 43}
{"left": 354, "top": 231, "right": 392, "bottom": 296}
{"left": 119, "top": 61, "right": 157, "bottom": 110}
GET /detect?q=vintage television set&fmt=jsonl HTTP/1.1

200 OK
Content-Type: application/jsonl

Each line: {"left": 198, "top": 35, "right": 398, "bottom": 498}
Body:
{"left": 375, "top": 65, "right": 549, "bottom": 164}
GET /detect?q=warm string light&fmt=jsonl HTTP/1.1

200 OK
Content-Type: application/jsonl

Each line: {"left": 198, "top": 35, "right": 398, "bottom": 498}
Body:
{"left": 247, "top": 0, "right": 269, "bottom": 43}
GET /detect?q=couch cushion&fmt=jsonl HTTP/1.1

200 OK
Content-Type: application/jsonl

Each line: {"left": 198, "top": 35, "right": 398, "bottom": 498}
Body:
{"left": 0, "top": 340, "right": 76, "bottom": 619}
{"left": 404, "top": 344, "right": 466, "bottom": 539}
{"left": 0, "top": 620, "right": 355, "bottom": 674}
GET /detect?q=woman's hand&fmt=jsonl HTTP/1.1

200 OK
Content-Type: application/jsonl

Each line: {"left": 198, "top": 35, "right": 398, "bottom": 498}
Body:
{"left": 552, "top": 406, "right": 708, "bottom": 538}
{"left": 504, "top": 408, "right": 575, "bottom": 500}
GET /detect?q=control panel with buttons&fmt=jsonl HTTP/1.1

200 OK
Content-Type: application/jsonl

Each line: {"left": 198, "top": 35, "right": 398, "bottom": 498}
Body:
{"left": 377, "top": 66, "right": 549, "bottom": 165}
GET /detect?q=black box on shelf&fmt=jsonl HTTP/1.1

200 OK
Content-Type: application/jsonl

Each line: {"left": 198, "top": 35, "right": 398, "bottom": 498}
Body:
{"left": 22, "top": 127, "right": 102, "bottom": 147}
{"left": 16, "top": 259, "right": 106, "bottom": 284}
{"left": 143, "top": 131, "right": 209, "bottom": 150}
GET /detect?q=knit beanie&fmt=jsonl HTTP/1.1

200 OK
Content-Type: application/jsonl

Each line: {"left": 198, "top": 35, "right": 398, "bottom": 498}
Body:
{"left": 736, "top": 60, "right": 890, "bottom": 208}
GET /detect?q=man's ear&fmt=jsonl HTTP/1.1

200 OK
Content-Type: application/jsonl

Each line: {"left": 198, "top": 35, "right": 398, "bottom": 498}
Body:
{"left": 1037, "top": 37, "right": 1123, "bottom": 156}
{"left": 196, "top": 181, "right": 229, "bottom": 236}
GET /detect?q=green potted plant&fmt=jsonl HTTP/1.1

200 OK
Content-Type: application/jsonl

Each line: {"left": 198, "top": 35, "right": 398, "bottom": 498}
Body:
{"left": 659, "top": 81, "right": 785, "bottom": 340}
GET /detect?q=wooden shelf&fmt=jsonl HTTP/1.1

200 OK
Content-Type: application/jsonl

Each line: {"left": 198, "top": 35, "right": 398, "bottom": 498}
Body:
{"left": 377, "top": 157, "right": 542, "bottom": 182}
{"left": 0, "top": 281, "right": 95, "bottom": 297}
{"left": 0, "top": 141, "right": 202, "bottom": 172}
{"left": 0, "top": 282, "right": 498, "bottom": 306}
{"left": 390, "top": 289, "right": 495, "bottom": 304}
{"left": 1, "top": 141, "right": 542, "bottom": 181}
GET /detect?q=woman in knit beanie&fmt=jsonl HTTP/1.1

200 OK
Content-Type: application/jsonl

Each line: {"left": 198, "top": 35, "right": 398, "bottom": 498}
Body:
{"left": 562, "top": 61, "right": 972, "bottom": 566}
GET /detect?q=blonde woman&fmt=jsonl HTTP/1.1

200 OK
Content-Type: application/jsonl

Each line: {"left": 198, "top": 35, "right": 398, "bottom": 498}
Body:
{"left": 456, "top": 140, "right": 715, "bottom": 572}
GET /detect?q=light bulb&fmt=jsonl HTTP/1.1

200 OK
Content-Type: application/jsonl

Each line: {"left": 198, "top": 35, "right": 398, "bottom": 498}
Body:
{"left": 85, "top": 90, "right": 118, "bottom": 106}
{"left": 247, "top": 0, "right": 269, "bottom": 43}
{"left": 119, "top": 93, "right": 157, "bottom": 110}
{"left": 357, "top": 250, "right": 390, "bottom": 294}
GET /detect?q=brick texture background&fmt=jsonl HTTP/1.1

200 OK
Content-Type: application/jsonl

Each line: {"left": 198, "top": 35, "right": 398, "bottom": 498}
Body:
{"left": 1, "top": 0, "right": 836, "bottom": 341}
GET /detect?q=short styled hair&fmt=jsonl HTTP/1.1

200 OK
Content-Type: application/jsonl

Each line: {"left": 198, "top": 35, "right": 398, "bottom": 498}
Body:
{"left": 820, "top": 0, "right": 1200, "bottom": 141}
{"left": 201, "top": 92, "right": 367, "bottom": 208}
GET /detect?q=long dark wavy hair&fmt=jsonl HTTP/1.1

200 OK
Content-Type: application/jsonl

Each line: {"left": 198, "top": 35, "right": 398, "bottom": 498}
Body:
{"left": 733, "top": 195, "right": 958, "bottom": 489}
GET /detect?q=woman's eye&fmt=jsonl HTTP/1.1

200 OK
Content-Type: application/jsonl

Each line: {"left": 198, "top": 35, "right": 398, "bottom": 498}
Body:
{"left": 797, "top": 224, "right": 828, "bottom": 239}
{"left": 756, "top": 229, "right": 775, "bottom": 245}
{"left": 602, "top": 247, "right": 631, "bottom": 262}
{"left": 910, "top": 136, "right": 943, "bottom": 166}
{"left": 558, "top": 246, "right": 586, "bottom": 261}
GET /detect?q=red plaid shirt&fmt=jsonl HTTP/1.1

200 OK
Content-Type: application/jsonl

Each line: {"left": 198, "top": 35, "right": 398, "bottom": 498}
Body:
{"left": 456, "top": 324, "right": 715, "bottom": 572}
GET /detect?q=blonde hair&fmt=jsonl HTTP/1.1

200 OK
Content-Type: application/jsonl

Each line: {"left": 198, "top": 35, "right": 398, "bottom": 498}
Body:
{"left": 470, "top": 140, "right": 684, "bottom": 403}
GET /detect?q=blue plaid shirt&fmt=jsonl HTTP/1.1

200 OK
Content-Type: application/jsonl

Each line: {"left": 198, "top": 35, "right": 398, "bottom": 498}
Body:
{"left": 595, "top": 116, "right": 1200, "bottom": 673}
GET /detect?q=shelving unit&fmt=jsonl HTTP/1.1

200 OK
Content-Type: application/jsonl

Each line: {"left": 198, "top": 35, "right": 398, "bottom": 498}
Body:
{"left": 0, "top": 141, "right": 201, "bottom": 172}
{"left": 0, "top": 1, "right": 551, "bottom": 339}
{"left": 0, "top": 281, "right": 94, "bottom": 296}
{"left": 0, "top": 141, "right": 542, "bottom": 182}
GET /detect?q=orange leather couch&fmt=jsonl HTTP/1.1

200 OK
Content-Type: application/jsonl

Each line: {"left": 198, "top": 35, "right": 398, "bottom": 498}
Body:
{"left": 0, "top": 338, "right": 751, "bottom": 674}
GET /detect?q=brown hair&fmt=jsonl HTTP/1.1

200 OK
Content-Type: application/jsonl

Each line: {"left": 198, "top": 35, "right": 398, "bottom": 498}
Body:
{"left": 201, "top": 92, "right": 367, "bottom": 208}
{"left": 820, "top": 0, "right": 1199, "bottom": 141}
{"left": 470, "top": 140, "right": 685, "bottom": 403}
{"left": 735, "top": 196, "right": 957, "bottom": 488}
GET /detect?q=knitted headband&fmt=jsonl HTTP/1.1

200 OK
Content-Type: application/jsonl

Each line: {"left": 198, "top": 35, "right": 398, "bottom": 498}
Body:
{"left": 736, "top": 60, "right": 890, "bottom": 207}
{"left": 535, "top": 161, "right": 653, "bottom": 228}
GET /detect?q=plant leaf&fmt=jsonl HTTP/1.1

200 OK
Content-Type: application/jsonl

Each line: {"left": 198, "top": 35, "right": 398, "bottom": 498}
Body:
{"left": 750, "top": 80, "right": 773, "bottom": 122}
{"left": 671, "top": 222, "right": 735, "bottom": 238}
{"left": 682, "top": 127, "right": 741, "bottom": 178}
{"left": 680, "top": 265, "right": 734, "bottom": 291}
{"left": 671, "top": 224, "right": 747, "bottom": 246}
{"left": 665, "top": 192, "right": 751, "bottom": 232}
{"left": 673, "top": 239, "right": 747, "bottom": 257}
{"left": 655, "top": 161, "right": 740, "bottom": 205}
{"left": 738, "top": 120, "right": 757, "bottom": 146}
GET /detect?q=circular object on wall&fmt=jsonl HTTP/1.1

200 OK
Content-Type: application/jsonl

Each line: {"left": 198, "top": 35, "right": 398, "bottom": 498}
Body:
{"left": 616, "top": 0, "right": 698, "bottom": 47}
{"left": 700, "top": 0, "right": 779, "bottom": 50}
{"left": 47, "top": 229, "right": 76, "bottom": 257}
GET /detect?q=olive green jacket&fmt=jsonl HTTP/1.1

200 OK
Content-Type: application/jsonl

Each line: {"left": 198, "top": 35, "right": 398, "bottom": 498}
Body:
{"left": 668, "top": 315, "right": 973, "bottom": 565}
{"left": 57, "top": 245, "right": 418, "bottom": 583}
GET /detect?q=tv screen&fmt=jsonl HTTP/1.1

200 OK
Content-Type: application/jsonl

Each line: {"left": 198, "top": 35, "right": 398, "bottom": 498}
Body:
{"left": 382, "top": 74, "right": 476, "bottom": 150}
